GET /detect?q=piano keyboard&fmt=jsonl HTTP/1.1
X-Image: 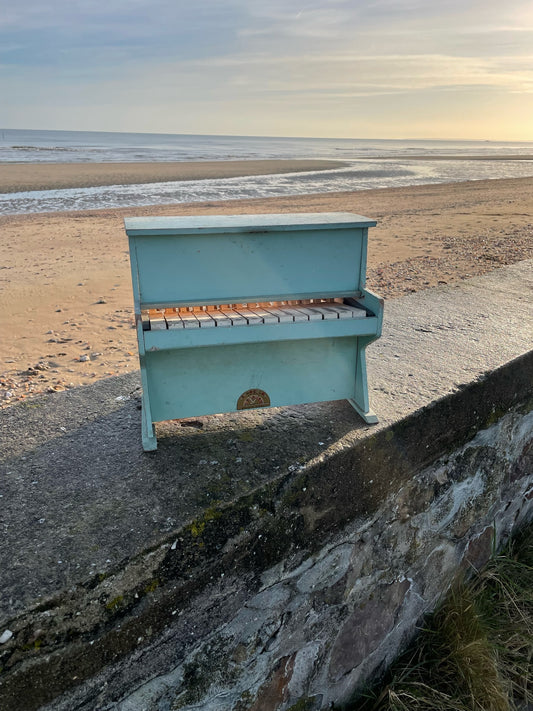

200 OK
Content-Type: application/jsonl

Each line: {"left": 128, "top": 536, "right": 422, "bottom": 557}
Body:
{"left": 143, "top": 299, "right": 366, "bottom": 331}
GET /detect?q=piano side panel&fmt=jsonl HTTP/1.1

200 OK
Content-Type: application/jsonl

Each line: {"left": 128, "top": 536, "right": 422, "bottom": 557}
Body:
{"left": 145, "top": 337, "right": 359, "bottom": 423}
{"left": 131, "top": 228, "right": 364, "bottom": 307}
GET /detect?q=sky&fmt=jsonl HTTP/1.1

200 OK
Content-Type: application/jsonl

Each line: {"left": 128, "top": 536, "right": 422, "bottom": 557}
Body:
{"left": 1, "top": 0, "right": 532, "bottom": 140}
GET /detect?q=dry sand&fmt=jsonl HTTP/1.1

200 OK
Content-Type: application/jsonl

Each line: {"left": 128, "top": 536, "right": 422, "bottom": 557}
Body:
{"left": 1, "top": 161, "right": 532, "bottom": 406}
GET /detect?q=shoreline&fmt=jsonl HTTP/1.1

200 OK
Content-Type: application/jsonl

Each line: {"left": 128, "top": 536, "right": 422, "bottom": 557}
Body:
{"left": 2, "top": 154, "right": 533, "bottom": 195}
{"left": 359, "top": 154, "right": 533, "bottom": 161}
{"left": 0, "top": 159, "right": 346, "bottom": 194}
{"left": 1, "top": 174, "right": 532, "bottom": 407}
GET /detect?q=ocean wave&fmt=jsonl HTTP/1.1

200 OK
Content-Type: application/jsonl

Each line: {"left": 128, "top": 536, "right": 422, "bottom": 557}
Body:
{"left": 0, "top": 164, "right": 449, "bottom": 214}
{"left": 2, "top": 157, "right": 533, "bottom": 215}
{"left": 10, "top": 145, "right": 76, "bottom": 152}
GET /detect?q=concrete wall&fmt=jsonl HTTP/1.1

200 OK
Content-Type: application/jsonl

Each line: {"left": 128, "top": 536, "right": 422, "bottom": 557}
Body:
{"left": 0, "top": 262, "right": 532, "bottom": 711}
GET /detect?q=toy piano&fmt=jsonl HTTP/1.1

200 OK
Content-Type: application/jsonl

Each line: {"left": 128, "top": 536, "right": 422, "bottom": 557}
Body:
{"left": 125, "top": 213, "right": 383, "bottom": 450}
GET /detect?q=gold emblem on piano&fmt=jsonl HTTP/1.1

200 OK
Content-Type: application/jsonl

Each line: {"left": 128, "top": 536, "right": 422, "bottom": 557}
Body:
{"left": 237, "top": 389, "right": 271, "bottom": 410}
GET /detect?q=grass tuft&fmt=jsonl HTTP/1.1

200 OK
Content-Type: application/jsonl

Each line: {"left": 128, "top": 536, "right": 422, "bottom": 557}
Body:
{"left": 348, "top": 524, "right": 533, "bottom": 711}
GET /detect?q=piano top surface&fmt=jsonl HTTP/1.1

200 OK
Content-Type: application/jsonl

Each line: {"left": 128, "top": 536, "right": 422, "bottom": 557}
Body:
{"left": 124, "top": 212, "right": 377, "bottom": 236}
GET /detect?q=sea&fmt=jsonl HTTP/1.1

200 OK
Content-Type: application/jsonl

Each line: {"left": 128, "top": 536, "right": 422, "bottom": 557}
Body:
{"left": 1, "top": 128, "right": 533, "bottom": 215}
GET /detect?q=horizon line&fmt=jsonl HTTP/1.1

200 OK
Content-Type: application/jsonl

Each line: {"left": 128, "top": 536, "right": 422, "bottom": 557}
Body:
{"left": 1, "top": 127, "right": 533, "bottom": 144}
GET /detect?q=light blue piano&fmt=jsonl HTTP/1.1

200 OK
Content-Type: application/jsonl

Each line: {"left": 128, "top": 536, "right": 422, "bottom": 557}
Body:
{"left": 125, "top": 213, "right": 384, "bottom": 451}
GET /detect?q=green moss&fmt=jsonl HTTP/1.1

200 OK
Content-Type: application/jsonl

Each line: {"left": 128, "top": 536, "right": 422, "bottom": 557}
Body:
{"left": 144, "top": 579, "right": 160, "bottom": 594}
{"left": 483, "top": 405, "right": 507, "bottom": 429}
{"left": 204, "top": 473, "right": 234, "bottom": 499}
{"left": 287, "top": 699, "right": 316, "bottom": 711}
{"left": 187, "top": 505, "right": 223, "bottom": 540}
{"left": 105, "top": 595, "right": 124, "bottom": 611}
{"left": 21, "top": 636, "right": 44, "bottom": 652}
{"left": 190, "top": 520, "right": 205, "bottom": 538}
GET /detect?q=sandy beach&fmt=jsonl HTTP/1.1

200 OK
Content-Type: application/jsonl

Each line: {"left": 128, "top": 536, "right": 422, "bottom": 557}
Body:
{"left": 1, "top": 161, "right": 532, "bottom": 405}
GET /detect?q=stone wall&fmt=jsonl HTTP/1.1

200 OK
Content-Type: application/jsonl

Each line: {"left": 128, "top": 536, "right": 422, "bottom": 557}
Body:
{"left": 106, "top": 401, "right": 532, "bottom": 711}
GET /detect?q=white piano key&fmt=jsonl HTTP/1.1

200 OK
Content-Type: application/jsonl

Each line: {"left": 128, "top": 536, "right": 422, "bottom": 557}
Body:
{"left": 166, "top": 310, "right": 184, "bottom": 329}
{"left": 283, "top": 308, "right": 309, "bottom": 322}
{"left": 195, "top": 311, "right": 216, "bottom": 328}
{"left": 141, "top": 310, "right": 151, "bottom": 331}
{"left": 180, "top": 312, "right": 200, "bottom": 328}
{"left": 293, "top": 306, "right": 323, "bottom": 321}
{"left": 221, "top": 310, "right": 247, "bottom": 326}
{"left": 235, "top": 308, "right": 263, "bottom": 325}
{"left": 149, "top": 310, "right": 167, "bottom": 330}
{"left": 249, "top": 307, "right": 279, "bottom": 324}
{"left": 326, "top": 305, "right": 353, "bottom": 320}
{"left": 335, "top": 303, "right": 367, "bottom": 319}
{"left": 263, "top": 307, "right": 293, "bottom": 323}
{"left": 340, "top": 301, "right": 367, "bottom": 318}
{"left": 210, "top": 311, "right": 232, "bottom": 327}
{"left": 306, "top": 306, "right": 339, "bottom": 320}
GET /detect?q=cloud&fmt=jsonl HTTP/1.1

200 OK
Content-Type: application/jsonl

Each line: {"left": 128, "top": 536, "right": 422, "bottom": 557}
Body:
{"left": 2, "top": 0, "right": 532, "bottom": 69}
{"left": 1, "top": 0, "right": 532, "bottom": 138}
{"left": 0, "top": 1, "right": 248, "bottom": 68}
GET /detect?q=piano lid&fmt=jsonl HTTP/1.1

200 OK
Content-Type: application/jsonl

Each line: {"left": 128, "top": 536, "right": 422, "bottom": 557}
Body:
{"left": 124, "top": 212, "right": 377, "bottom": 236}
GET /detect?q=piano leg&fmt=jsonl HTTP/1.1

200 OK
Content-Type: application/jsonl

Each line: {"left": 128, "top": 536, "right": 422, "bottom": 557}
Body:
{"left": 137, "top": 323, "right": 158, "bottom": 451}
{"left": 142, "top": 398, "right": 157, "bottom": 451}
{"left": 348, "top": 398, "right": 378, "bottom": 424}
{"left": 348, "top": 338, "right": 378, "bottom": 425}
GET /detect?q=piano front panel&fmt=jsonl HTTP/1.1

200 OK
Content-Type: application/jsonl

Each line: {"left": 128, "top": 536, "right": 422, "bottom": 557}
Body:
{"left": 132, "top": 227, "right": 366, "bottom": 307}
{"left": 145, "top": 336, "right": 360, "bottom": 423}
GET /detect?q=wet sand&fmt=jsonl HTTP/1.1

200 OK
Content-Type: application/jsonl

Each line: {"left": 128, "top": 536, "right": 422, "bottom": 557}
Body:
{"left": 0, "top": 166, "right": 532, "bottom": 406}
{"left": 0, "top": 159, "right": 345, "bottom": 193}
